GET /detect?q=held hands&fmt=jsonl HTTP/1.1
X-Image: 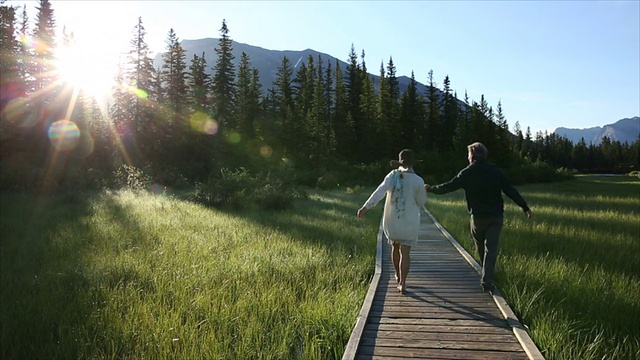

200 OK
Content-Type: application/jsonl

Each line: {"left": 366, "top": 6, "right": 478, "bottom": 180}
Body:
{"left": 424, "top": 184, "right": 431, "bottom": 192}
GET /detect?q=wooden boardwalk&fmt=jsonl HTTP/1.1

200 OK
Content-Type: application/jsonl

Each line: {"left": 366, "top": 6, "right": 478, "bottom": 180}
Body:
{"left": 343, "top": 209, "right": 544, "bottom": 360}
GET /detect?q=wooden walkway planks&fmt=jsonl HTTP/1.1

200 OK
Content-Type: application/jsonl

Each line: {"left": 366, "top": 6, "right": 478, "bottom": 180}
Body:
{"left": 343, "top": 209, "right": 544, "bottom": 360}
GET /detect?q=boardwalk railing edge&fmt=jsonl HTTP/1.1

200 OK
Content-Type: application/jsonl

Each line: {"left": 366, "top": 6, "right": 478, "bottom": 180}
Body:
{"left": 424, "top": 208, "right": 545, "bottom": 360}
{"left": 341, "top": 220, "right": 383, "bottom": 360}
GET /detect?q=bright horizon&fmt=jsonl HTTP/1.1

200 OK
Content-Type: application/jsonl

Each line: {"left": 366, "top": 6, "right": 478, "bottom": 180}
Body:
{"left": 8, "top": 0, "right": 640, "bottom": 136}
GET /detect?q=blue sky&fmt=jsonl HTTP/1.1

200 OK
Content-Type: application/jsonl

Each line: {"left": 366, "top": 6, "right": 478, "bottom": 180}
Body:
{"left": 10, "top": 0, "right": 640, "bottom": 135}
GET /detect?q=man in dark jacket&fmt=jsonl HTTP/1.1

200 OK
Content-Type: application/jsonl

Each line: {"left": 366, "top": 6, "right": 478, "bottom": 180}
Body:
{"left": 426, "top": 142, "right": 532, "bottom": 292}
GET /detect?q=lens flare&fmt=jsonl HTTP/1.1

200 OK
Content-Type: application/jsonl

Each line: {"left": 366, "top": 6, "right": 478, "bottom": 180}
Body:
{"left": 129, "top": 86, "right": 148, "bottom": 99}
{"left": 151, "top": 183, "right": 166, "bottom": 194}
{"left": 48, "top": 120, "right": 80, "bottom": 151}
{"left": 260, "top": 145, "right": 273, "bottom": 158}
{"left": 189, "top": 112, "right": 218, "bottom": 135}
{"left": 203, "top": 120, "right": 218, "bottom": 135}
{"left": 227, "top": 132, "right": 241, "bottom": 144}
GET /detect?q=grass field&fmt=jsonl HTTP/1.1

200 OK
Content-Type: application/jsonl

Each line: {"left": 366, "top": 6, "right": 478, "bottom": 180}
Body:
{"left": 1, "top": 175, "right": 638, "bottom": 359}
{"left": 0, "top": 187, "right": 381, "bottom": 359}
{"left": 426, "top": 175, "right": 640, "bottom": 360}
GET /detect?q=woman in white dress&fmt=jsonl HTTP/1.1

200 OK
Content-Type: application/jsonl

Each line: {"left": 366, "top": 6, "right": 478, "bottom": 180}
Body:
{"left": 357, "top": 149, "right": 427, "bottom": 293}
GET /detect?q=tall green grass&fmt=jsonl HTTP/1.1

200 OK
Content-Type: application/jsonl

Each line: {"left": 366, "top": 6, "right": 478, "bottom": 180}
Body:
{"left": 3, "top": 176, "right": 638, "bottom": 359}
{"left": 426, "top": 175, "right": 640, "bottom": 360}
{"left": 1, "top": 188, "right": 381, "bottom": 359}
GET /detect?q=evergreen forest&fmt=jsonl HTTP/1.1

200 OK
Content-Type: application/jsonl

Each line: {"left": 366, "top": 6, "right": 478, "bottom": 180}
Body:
{"left": 1, "top": 1, "right": 638, "bottom": 200}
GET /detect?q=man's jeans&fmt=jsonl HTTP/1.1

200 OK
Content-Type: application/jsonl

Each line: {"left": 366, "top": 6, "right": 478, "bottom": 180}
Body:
{"left": 470, "top": 216, "right": 504, "bottom": 288}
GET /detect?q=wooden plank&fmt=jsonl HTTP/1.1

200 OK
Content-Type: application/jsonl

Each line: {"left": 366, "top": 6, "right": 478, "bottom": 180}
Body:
{"left": 369, "top": 317, "right": 510, "bottom": 327}
{"left": 356, "top": 345, "right": 530, "bottom": 359}
{"left": 362, "top": 329, "right": 517, "bottom": 343}
{"left": 364, "top": 323, "right": 515, "bottom": 335}
{"left": 369, "top": 311, "right": 504, "bottom": 321}
{"left": 370, "top": 304, "right": 504, "bottom": 316}
{"left": 359, "top": 336, "right": 524, "bottom": 352}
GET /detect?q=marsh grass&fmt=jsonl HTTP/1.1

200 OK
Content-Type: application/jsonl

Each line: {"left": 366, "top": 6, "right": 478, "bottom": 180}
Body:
{"left": 426, "top": 175, "right": 640, "bottom": 360}
{"left": 1, "top": 188, "right": 381, "bottom": 359}
{"left": 3, "top": 176, "right": 638, "bottom": 359}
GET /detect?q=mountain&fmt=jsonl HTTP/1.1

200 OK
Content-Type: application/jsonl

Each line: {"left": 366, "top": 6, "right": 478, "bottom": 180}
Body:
{"left": 554, "top": 117, "right": 640, "bottom": 145}
{"left": 154, "top": 38, "right": 443, "bottom": 101}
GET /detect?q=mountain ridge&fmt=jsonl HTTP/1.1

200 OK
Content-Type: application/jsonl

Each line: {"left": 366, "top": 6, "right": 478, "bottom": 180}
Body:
{"left": 554, "top": 117, "right": 639, "bottom": 145}
{"left": 155, "top": 37, "right": 444, "bottom": 103}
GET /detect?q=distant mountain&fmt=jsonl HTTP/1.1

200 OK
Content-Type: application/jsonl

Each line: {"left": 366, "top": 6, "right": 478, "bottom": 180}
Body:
{"left": 554, "top": 117, "right": 640, "bottom": 145}
{"left": 154, "top": 38, "right": 444, "bottom": 102}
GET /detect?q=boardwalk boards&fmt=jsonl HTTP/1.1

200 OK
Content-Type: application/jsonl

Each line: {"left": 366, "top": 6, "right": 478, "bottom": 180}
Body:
{"left": 343, "top": 209, "right": 544, "bottom": 360}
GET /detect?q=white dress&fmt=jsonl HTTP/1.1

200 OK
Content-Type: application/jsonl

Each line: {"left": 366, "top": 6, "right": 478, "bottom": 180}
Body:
{"left": 362, "top": 167, "right": 427, "bottom": 246}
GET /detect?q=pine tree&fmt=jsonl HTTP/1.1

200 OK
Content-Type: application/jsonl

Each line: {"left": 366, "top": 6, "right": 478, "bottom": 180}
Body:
{"left": 332, "top": 60, "right": 354, "bottom": 160}
{"left": 160, "top": 28, "right": 188, "bottom": 122}
{"left": 513, "top": 121, "right": 524, "bottom": 158}
{"left": 322, "top": 58, "right": 334, "bottom": 156}
{"left": 274, "top": 56, "right": 295, "bottom": 154}
{"left": 453, "top": 91, "right": 472, "bottom": 150}
{"left": 439, "top": 75, "right": 457, "bottom": 151}
{"left": 124, "top": 17, "right": 157, "bottom": 165}
{"left": 294, "top": 55, "right": 314, "bottom": 122}
{"left": 211, "top": 19, "right": 236, "bottom": 132}
{"left": 31, "top": 0, "right": 56, "bottom": 97}
{"left": 15, "top": 5, "right": 29, "bottom": 96}
{"left": 493, "top": 100, "right": 512, "bottom": 167}
{"left": 0, "top": 2, "right": 24, "bottom": 111}
{"left": 424, "top": 70, "right": 440, "bottom": 150}
{"left": 383, "top": 57, "right": 401, "bottom": 155}
{"left": 109, "top": 63, "right": 134, "bottom": 166}
{"left": 359, "top": 50, "right": 378, "bottom": 163}
{"left": 399, "top": 72, "right": 423, "bottom": 152}
{"left": 521, "top": 126, "right": 532, "bottom": 159}
{"left": 235, "top": 51, "right": 261, "bottom": 139}
{"left": 345, "top": 44, "right": 363, "bottom": 160}
{"left": 376, "top": 61, "right": 391, "bottom": 156}
{"left": 309, "top": 55, "right": 329, "bottom": 163}
{"left": 187, "top": 52, "right": 211, "bottom": 113}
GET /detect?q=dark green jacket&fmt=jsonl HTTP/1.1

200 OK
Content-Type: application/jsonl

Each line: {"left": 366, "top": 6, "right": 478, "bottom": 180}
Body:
{"left": 428, "top": 160, "right": 530, "bottom": 219}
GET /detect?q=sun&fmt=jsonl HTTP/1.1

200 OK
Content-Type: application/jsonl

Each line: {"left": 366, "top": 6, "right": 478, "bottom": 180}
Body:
{"left": 55, "top": 36, "right": 117, "bottom": 101}
{"left": 50, "top": 1, "right": 141, "bottom": 102}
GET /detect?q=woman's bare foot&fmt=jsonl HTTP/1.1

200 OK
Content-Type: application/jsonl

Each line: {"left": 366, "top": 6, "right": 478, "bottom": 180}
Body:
{"left": 397, "top": 284, "right": 406, "bottom": 294}
{"left": 394, "top": 273, "right": 400, "bottom": 283}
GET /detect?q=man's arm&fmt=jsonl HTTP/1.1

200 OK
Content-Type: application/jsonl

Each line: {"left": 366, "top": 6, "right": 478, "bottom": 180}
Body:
{"left": 500, "top": 172, "right": 531, "bottom": 217}
{"left": 425, "top": 173, "right": 463, "bottom": 195}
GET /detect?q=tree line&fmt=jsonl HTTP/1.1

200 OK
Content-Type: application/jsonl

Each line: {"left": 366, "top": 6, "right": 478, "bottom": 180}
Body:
{"left": 1, "top": 0, "right": 638, "bottom": 194}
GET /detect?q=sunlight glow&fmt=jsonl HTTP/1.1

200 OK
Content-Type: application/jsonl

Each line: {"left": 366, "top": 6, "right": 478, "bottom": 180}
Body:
{"left": 55, "top": 38, "right": 116, "bottom": 100}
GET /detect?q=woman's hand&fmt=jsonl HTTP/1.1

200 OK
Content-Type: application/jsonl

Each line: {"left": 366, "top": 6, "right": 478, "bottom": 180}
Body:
{"left": 357, "top": 207, "right": 367, "bottom": 219}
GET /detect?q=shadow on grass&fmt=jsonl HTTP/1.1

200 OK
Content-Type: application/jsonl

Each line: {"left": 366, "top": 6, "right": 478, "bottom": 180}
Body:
{"left": 0, "top": 190, "right": 147, "bottom": 359}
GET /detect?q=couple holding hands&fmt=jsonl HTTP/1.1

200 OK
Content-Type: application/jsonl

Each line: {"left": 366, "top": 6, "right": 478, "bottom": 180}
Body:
{"left": 357, "top": 143, "right": 532, "bottom": 294}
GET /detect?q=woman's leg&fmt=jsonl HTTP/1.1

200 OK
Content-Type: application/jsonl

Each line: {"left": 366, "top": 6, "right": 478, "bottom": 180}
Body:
{"left": 398, "top": 244, "right": 411, "bottom": 293}
{"left": 392, "top": 242, "right": 401, "bottom": 283}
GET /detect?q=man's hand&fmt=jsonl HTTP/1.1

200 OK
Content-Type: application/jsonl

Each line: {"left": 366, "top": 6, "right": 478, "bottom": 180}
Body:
{"left": 424, "top": 184, "right": 431, "bottom": 192}
{"left": 357, "top": 207, "right": 367, "bottom": 219}
{"left": 524, "top": 209, "right": 532, "bottom": 219}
